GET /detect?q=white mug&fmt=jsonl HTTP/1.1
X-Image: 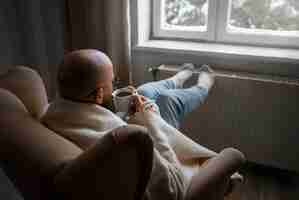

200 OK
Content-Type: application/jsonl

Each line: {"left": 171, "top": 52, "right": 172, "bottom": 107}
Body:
{"left": 112, "top": 87, "right": 137, "bottom": 114}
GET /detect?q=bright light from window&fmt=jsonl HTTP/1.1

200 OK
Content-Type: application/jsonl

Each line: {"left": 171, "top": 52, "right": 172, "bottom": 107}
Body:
{"left": 161, "top": 0, "right": 209, "bottom": 31}
{"left": 152, "top": 0, "right": 299, "bottom": 47}
{"left": 228, "top": 0, "right": 299, "bottom": 35}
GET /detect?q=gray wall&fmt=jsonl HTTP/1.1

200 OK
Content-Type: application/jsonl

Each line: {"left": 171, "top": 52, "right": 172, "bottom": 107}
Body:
{"left": 0, "top": 0, "right": 65, "bottom": 99}
{"left": 132, "top": 50, "right": 299, "bottom": 173}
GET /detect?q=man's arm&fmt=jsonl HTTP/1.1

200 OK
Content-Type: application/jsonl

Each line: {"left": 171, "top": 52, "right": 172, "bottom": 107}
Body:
{"left": 131, "top": 95, "right": 217, "bottom": 161}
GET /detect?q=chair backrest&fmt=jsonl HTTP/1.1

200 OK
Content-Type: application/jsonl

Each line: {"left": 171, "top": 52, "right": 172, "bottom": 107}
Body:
{"left": 0, "top": 66, "right": 49, "bottom": 120}
{"left": 0, "top": 88, "right": 82, "bottom": 200}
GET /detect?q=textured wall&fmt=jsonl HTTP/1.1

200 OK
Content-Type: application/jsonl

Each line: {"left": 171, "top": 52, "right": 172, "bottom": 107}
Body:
{"left": 132, "top": 51, "right": 299, "bottom": 173}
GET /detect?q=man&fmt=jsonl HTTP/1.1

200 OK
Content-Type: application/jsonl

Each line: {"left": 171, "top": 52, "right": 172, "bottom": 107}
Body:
{"left": 42, "top": 49, "right": 244, "bottom": 200}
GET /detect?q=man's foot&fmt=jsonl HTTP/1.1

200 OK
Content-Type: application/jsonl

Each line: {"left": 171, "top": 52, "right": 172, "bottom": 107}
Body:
{"left": 197, "top": 64, "right": 215, "bottom": 91}
{"left": 170, "top": 63, "right": 194, "bottom": 88}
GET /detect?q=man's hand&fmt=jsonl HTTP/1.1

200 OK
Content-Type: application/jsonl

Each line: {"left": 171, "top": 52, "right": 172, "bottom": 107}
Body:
{"left": 127, "top": 86, "right": 138, "bottom": 94}
{"left": 129, "top": 94, "right": 155, "bottom": 115}
{"left": 133, "top": 95, "right": 148, "bottom": 112}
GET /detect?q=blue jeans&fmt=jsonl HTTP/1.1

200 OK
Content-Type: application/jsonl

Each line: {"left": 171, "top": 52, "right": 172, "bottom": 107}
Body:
{"left": 137, "top": 79, "right": 209, "bottom": 129}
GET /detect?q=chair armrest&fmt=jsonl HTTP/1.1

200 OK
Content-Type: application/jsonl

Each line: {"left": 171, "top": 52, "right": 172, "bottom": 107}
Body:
{"left": 53, "top": 125, "right": 154, "bottom": 200}
{"left": 186, "top": 148, "right": 246, "bottom": 200}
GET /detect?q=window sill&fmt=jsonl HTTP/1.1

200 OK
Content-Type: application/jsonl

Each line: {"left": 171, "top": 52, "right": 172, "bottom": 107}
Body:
{"left": 133, "top": 40, "right": 299, "bottom": 64}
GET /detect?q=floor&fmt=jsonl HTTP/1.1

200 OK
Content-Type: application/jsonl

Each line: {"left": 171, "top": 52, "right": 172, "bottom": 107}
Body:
{"left": 226, "top": 163, "right": 299, "bottom": 200}
{"left": 0, "top": 168, "right": 23, "bottom": 200}
{"left": 1, "top": 162, "right": 299, "bottom": 200}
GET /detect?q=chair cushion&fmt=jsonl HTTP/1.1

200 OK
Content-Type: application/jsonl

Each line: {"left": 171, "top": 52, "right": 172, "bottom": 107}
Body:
{"left": 0, "top": 66, "right": 49, "bottom": 119}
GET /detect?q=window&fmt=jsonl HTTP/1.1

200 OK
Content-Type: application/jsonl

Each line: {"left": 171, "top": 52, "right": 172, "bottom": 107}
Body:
{"left": 153, "top": 0, "right": 299, "bottom": 48}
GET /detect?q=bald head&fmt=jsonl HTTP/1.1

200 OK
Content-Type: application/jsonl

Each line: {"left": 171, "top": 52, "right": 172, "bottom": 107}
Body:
{"left": 58, "top": 49, "right": 114, "bottom": 100}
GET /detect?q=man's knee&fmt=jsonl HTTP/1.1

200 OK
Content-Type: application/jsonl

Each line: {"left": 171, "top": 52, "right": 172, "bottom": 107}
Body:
{"left": 137, "top": 88, "right": 150, "bottom": 98}
{"left": 137, "top": 85, "right": 155, "bottom": 99}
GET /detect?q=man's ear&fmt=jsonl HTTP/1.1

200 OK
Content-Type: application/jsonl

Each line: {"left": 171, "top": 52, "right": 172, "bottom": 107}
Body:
{"left": 96, "top": 88, "right": 104, "bottom": 104}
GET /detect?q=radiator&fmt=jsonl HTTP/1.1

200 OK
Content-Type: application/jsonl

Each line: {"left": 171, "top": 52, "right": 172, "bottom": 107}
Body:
{"left": 153, "top": 64, "right": 299, "bottom": 173}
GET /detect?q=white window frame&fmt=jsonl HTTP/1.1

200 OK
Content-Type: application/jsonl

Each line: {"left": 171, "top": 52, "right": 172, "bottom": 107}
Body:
{"left": 153, "top": 0, "right": 217, "bottom": 41}
{"left": 153, "top": 0, "right": 299, "bottom": 48}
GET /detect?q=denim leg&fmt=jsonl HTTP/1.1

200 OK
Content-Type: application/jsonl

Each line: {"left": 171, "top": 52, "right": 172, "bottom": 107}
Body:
{"left": 156, "top": 86, "right": 209, "bottom": 129}
{"left": 137, "top": 79, "right": 176, "bottom": 100}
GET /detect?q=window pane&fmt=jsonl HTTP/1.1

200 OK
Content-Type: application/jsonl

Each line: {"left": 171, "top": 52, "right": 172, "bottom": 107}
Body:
{"left": 229, "top": 0, "right": 299, "bottom": 33}
{"left": 162, "top": 0, "right": 209, "bottom": 31}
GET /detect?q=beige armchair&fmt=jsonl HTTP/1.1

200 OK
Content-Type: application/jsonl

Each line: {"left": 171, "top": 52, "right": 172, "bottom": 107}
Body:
{"left": 0, "top": 66, "right": 245, "bottom": 200}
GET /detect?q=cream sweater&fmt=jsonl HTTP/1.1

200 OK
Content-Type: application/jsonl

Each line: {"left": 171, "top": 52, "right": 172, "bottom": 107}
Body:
{"left": 42, "top": 98, "right": 217, "bottom": 200}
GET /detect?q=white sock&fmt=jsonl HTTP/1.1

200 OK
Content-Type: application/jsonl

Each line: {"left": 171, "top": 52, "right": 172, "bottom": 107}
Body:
{"left": 170, "top": 63, "right": 194, "bottom": 88}
{"left": 197, "top": 65, "right": 215, "bottom": 91}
